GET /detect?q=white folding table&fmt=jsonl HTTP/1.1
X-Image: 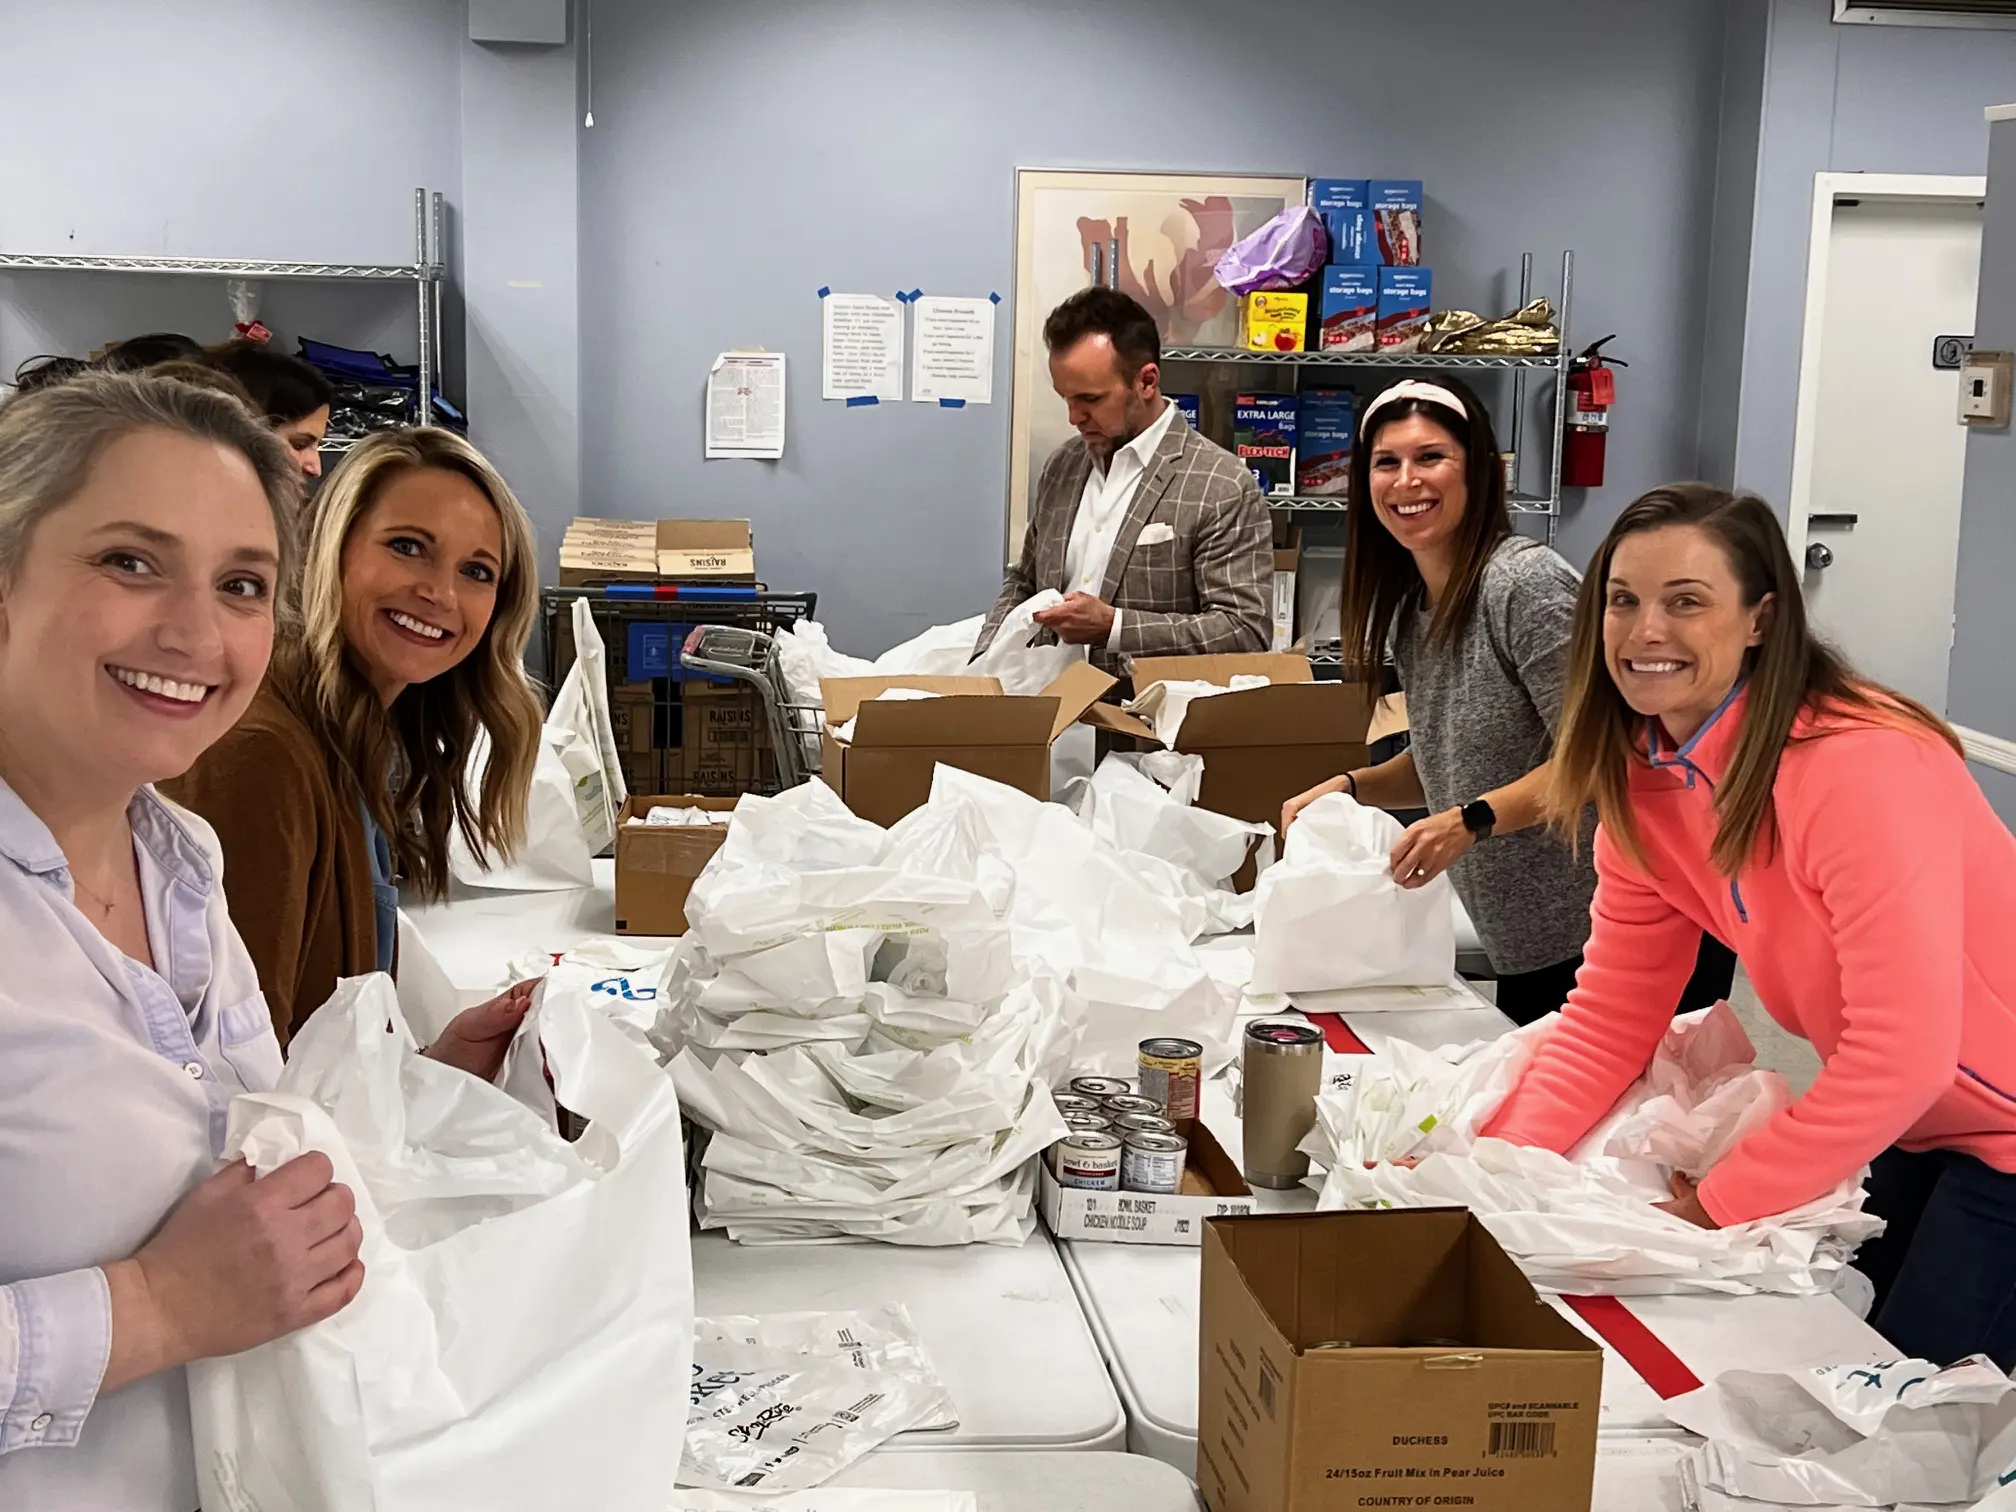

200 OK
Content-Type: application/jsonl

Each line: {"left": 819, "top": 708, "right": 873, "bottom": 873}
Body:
{"left": 692, "top": 1231, "right": 1126, "bottom": 1452}
{"left": 400, "top": 858, "right": 662, "bottom": 997}
{"left": 820, "top": 1450, "right": 1199, "bottom": 1510}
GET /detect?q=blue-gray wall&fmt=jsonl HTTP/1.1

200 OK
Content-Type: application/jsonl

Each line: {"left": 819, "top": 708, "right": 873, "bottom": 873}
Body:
{"left": 1730, "top": 0, "right": 2016, "bottom": 510}
{"left": 577, "top": 0, "right": 1732, "bottom": 653}
{"left": 1697, "top": 0, "right": 1772, "bottom": 487}
{"left": 1951, "top": 115, "right": 2016, "bottom": 825}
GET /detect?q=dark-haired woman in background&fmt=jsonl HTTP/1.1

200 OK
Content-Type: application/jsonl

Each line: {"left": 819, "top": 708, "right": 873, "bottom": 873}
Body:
{"left": 95, "top": 332, "right": 208, "bottom": 371}
{"left": 1280, "top": 377, "right": 1735, "bottom": 1024}
{"left": 210, "top": 340, "right": 335, "bottom": 482}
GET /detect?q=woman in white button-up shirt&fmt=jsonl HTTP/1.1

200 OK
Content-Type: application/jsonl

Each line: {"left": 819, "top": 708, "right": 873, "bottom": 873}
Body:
{"left": 0, "top": 373, "right": 522, "bottom": 1512}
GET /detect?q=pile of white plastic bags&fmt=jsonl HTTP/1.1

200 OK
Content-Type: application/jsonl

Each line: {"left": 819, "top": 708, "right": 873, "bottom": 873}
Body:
{"left": 774, "top": 591, "right": 1079, "bottom": 706}
{"left": 660, "top": 765, "right": 1249, "bottom": 1244}
{"left": 1303, "top": 1003, "right": 1884, "bottom": 1296}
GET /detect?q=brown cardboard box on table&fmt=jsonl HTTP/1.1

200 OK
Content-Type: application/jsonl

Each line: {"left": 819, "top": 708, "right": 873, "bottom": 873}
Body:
{"left": 613, "top": 794, "right": 737, "bottom": 935}
{"left": 820, "top": 662, "right": 1115, "bottom": 828}
{"left": 1082, "top": 653, "right": 1375, "bottom": 847}
{"left": 1197, "top": 1208, "right": 1601, "bottom": 1512}
{"left": 558, "top": 519, "right": 756, "bottom": 586}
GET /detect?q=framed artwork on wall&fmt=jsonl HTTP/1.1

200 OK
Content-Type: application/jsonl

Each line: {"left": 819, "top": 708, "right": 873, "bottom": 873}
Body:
{"left": 1006, "top": 168, "right": 1307, "bottom": 557}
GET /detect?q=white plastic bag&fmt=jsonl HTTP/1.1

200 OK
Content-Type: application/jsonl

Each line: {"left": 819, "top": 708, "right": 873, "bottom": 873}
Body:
{"left": 873, "top": 614, "right": 987, "bottom": 677}
{"left": 1307, "top": 1005, "right": 1885, "bottom": 1296}
{"left": 672, "top": 1496, "right": 976, "bottom": 1512}
{"left": 682, "top": 1349, "right": 943, "bottom": 1491}
{"left": 968, "top": 590, "right": 1082, "bottom": 696}
{"left": 1249, "top": 791, "right": 1455, "bottom": 992}
{"left": 190, "top": 974, "right": 693, "bottom": 1512}
{"left": 694, "top": 1305, "right": 956, "bottom": 1432}
{"left": 447, "top": 597, "right": 620, "bottom": 891}
{"left": 1124, "top": 673, "right": 1269, "bottom": 747}
{"left": 1667, "top": 1356, "right": 2016, "bottom": 1509}
{"left": 1078, "top": 752, "right": 1273, "bottom": 932}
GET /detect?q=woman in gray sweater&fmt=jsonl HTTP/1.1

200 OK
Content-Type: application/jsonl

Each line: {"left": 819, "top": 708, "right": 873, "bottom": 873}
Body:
{"left": 1282, "top": 376, "right": 1733, "bottom": 1024}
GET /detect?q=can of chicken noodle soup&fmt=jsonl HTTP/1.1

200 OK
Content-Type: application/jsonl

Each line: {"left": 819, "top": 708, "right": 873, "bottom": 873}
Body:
{"left": 1101, "top": 1093, "right": 1163, "bottom": 1119}
{"left": 1069, "top": 1075, "right": 1132, "bottom": 1101}
{"left": 1063, "top": 1112, "right": 1113, "bottom": 1135}
{"left": 1121, "top": 1132, "right": 1189, "bottom": 1194}
{"left": 1138, "top": 1037, "right": 1204, "bottom": 1122}
{"left": 1111, "top": 1113, "right": 1176, "bottom": 1139}
{"left": 1052, "top": 1093, "right": 1100, "bottom": 1117}
{"left": 1056, "top": 1131, "right": 1124, "bottom": 1190}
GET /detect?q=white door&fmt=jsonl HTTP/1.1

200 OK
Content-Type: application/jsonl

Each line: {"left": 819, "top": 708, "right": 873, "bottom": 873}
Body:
{"left": 1799, "top": 193, "right": 1980, "bottom": 711}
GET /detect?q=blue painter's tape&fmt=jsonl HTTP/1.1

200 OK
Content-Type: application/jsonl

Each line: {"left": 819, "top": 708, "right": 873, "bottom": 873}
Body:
{"left": 894, "top": 291, "right": 908, "bottom": 303}
{"left": 989, "top": 291, "right": 1001, "bottom": 303}
{"left": 846, "top": 394, "right": 879, "bottom": 407}
{"left": 817, "top": 285, "right": 830, "bottom": 298}
{"left": 907, "top": 288, "right": 923, "bottom": 301}
{"left": 939, "top": 398, "right": 966, "bottom": 409}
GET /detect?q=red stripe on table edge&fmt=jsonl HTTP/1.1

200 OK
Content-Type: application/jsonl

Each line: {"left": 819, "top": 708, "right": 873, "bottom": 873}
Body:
{"left": 1562, "top": 1294, "right": 1702, "bottom": 1399}
{"left": 1302, "top": 1012, "right": 1371, "bottom": 1056}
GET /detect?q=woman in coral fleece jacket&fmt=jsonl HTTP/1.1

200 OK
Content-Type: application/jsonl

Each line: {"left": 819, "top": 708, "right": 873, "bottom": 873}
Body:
{"left": 1484, "top": 482, "right": 2016, "bottom": 1369}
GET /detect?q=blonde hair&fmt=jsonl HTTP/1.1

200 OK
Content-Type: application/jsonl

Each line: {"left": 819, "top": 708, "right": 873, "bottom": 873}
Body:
{"left": 272, "top": 427, "right": 542, "bottom": 901}
{"left": 0, "top": 370, "right": 299, "bottom": 587}
{"left": 1548, "top": 483, "right": 1958, "bottom": 876}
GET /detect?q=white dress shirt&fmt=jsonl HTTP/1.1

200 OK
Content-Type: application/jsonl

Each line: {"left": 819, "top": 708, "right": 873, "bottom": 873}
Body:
{"left": 1063, "top": 397, "right": 1178, "bottom": 651}
{"left": 0, "top": 777, "right": 280, "bottom": 1512}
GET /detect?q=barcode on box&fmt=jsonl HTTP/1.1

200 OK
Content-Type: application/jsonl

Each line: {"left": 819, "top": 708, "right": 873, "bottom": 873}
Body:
{"left": 1487, "top": 1421, "right": 1556, "bottom": 1458}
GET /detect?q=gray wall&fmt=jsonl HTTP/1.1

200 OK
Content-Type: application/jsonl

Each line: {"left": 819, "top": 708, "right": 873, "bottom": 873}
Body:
{"left": 1697, "top": 0, "right": 1771, "bottom": 486}
{"left": 1730, "top": 0, "right": 2016, "bottom": 509}
{"left": 578, "top": 0, "right": 1733, "bottom": 654}
{"left": 1950, "top": 116, "right": 2016, "bottom": 824}
{"left": 0, "top": 0, "right": 464, "bottom": 375}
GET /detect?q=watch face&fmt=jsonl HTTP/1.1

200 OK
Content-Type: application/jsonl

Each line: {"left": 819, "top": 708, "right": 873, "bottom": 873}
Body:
{"left": 1463, "top": 800, "right": 1495, "bottom": 835}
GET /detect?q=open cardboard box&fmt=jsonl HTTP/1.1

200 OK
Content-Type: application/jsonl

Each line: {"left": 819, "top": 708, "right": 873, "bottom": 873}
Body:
{"left": 1040, "top": 1120, "right": 1255, "bottom": 1245}
{"left": 559, "top": 519, "right": 755, "bottom": 585}
{"left": 612, "top": 794, "right": 737, "bottom": 935}
{"left": 819, "top": 662, "right": 1114, "bottom": 828}
{"left": 1198, "top": 1208, "right": 1601, "bottom": 1512}
{"left": 1082, "top": 653, "right": 1376, "bottom": 860}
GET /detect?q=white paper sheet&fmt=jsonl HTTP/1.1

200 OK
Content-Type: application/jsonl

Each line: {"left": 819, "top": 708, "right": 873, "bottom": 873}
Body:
{"left": 910, "top": 295, "right": 995, "bottom": 405}
{"left": 821, "top": 293, "right": 905, "bottom": 402}
{"left": 706, "top": 352, "right": 787, "bottom": 458}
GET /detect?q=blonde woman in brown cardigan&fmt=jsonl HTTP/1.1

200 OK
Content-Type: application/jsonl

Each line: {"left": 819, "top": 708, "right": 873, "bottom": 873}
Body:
{"left": 166, "top": 427, "right": 544, "bottom": 1045}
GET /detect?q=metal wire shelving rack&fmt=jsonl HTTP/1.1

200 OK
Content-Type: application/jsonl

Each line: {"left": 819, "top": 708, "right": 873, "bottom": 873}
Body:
{"left": 1161, "top": 250, "right": 1576, "bottom": 538}
{"left": 0, "top": 189, "right": 450, "bottom": 435}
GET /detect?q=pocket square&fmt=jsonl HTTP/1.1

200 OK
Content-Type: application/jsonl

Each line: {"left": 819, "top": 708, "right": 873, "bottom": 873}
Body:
{"left": 1137, "top": 522, "right": 1176, "bottom": 546}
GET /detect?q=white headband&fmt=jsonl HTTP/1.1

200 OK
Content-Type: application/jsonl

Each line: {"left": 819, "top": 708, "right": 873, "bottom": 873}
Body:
{"left": 1360, "top": 380, "right": 1469, "bottom": 438}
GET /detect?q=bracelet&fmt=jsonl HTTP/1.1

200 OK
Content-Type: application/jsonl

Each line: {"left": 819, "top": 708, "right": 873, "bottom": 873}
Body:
{"left": 1341, "top": 772, "right": 1358, "bottom": 799}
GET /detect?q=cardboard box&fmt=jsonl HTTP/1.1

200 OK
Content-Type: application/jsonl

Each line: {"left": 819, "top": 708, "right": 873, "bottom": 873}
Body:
{"left": 820, "top": 663, "right": 1114, "bottom": 829}
{"left": 613, "top": 794, "right": 736, "bottom": 935}
{"left": 1082, "top": 653, "right": 1374, "bottom": 836}
{"left": 619, "top": 746, "right": 665, "bottom": 797}
{"left": 1317, "top": 264, "right": 1379, "bottom": 353}
{"left": 1370, "top": 178, "right": 1424, "bottom": 265}
{"left": 1240, "top": 291, "right": 1308, "bottom": 354}
{"left": 1297, "top": 389, "right": 1354, "bottom": 498}
{"left": 1377, "top": 267, "right": 1433, "bottom": 353}
{"left": 1310, "top": 179, "right": 1369, "bottom": 264}
{"left": 1197, "top": 1209, "right": 1602, "bottom": 1512}
{"left": 681, "top": 681, "right": 773, "bottom": 796}
{"left": 1040, "top": 1121, "right": 1255, "bottom": 1245}
{"left": 609, "top": 680, "right": 657, "bottom": 755}
{"left": 558, "top": 518, "right": 756, "bottom": 586}
{"left": 1233, "top": 394, "right": 1298, "bottom": 498}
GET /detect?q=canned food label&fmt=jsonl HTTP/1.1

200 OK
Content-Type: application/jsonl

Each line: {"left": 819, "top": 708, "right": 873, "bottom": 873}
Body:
{"left": 1122, "top": 1142, "right": 1184, "bottom": 1195}
{"left": 1058, "top": 1157, "right": 1121, "bottom": 1191}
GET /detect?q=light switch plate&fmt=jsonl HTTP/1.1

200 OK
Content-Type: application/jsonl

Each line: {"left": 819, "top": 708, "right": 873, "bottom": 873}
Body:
{"left": 1959, "top": 350, "right": 2013, "bottom": 428}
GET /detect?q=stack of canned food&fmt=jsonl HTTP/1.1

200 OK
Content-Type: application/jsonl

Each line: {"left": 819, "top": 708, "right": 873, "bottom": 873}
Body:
{"left": 1048, "top": 1037, "right": 1203, "bottom": 1196}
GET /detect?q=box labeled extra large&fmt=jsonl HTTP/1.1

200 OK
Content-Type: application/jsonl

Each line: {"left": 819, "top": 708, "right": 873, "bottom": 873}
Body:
{"left": 821, "top": 663, "right": 1114, "bottom": 828}
{"left": 1198, "top": 1209, "right": 1601, "bottom": 1512}
{"left": 1234, "top": 394, "right": 1298, "bottom": 497}
{"left": 1082, "top": 653, "right": 1374, "bottom": 845}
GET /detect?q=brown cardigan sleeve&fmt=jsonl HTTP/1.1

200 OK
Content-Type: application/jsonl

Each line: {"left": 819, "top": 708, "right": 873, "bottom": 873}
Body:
{"left": 163, "top": 716, "right": 326, "bottom": 1041}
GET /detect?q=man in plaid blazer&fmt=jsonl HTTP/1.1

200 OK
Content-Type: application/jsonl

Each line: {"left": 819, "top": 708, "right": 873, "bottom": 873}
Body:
{"left": 975, "top": 288, "right": 1272, "bottom": 676}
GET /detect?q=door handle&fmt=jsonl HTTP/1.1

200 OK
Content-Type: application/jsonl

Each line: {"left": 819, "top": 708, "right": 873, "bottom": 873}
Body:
{"left": 1809, "top": 513, "right": 1859, "bottom": 528}
{"left": 1806, "top": 542, "right": 1835, "bottom": 570}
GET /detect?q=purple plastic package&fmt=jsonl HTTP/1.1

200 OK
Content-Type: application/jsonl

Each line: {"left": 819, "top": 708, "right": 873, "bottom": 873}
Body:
{"left": 1212, "top": 206, "right": 1330, "bottom": 296}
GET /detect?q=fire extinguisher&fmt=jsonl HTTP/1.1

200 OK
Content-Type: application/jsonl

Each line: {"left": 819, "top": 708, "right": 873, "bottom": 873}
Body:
{"left": 1562, "top": 336, "right": 1625, "bottom": 489}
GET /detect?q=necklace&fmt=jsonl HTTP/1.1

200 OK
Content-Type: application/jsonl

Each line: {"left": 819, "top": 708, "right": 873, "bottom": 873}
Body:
{"left": 70, "top": 869, "right": 119, "bottom": 918}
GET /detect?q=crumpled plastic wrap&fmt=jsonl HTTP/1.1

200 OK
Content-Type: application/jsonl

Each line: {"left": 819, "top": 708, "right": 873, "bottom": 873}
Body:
{"left": 1124, "top": 674, "right": 1270, "bottom": 748}
{"left": 1305, "top": 1004, "right": 1885, "bottom": 1296}
{"left": 1213, "top": 205, "right": 1329, "bottom": 295}
{"left": 774, "top": 592, "right": 1076, "bottom": 710}
{"left": 1419, "top": 297, "right": 1561, "bottom": 355}
{"left": 1666, "top": 1355, "right": 2016, "bottom": 1510}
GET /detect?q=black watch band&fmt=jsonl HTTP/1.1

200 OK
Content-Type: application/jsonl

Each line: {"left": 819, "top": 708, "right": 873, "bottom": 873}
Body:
{"left": 1460, "top": 798, "right": 1496, "bottom": 841}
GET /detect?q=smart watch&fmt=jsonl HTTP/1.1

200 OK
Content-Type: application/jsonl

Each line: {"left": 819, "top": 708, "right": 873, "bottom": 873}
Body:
{"left": 1460, "top": 798, "right": 1497, "bottom": 841}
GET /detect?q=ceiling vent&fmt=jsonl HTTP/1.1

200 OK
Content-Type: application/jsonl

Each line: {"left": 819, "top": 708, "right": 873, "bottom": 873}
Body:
{"left": 1835, "top": 0, "right": 2016, "bottom": 26}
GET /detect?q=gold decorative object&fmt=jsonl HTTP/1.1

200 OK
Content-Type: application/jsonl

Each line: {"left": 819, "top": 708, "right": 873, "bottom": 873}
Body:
{"left": 1419, "top": 297, "right": 1560, "bottom": 355}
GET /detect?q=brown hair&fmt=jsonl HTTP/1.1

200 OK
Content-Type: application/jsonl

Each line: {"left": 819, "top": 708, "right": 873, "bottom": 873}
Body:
{"left": 1338, "top": 374, "right": 1510, "bottom": 679}
{"left": 1042, "top": 287, "right": 1161, "bottom": 375}
{"left": 1548, "top": 482, "right": 1959, "bottom": 875}
{"left": 270, "top": 427, "right": 543, "bottom": 901}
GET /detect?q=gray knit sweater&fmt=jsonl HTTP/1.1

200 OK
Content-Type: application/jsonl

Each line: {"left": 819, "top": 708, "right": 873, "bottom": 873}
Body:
{"left": 1391, "top": 536, "right": 1597, "bottom": 975}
